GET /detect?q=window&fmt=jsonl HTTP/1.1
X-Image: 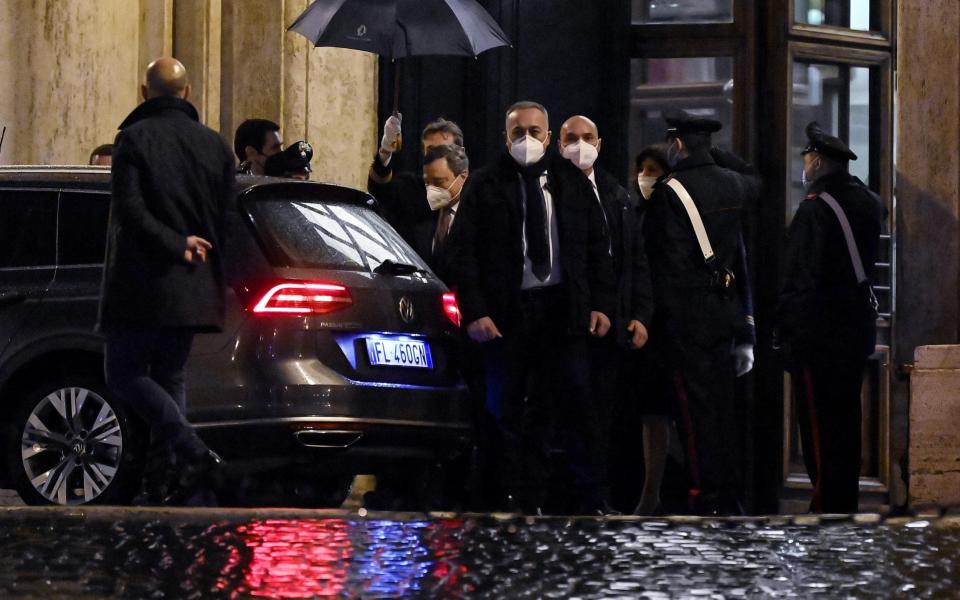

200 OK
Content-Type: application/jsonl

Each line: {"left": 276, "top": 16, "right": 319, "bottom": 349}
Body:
{"left": 629, "top": 56, "right": 735, "bottom": 173}
{"left": 0, "top": 190, "right": 57, "bottom": 269}
{"left": 632, "top": 0, "right": 733, "bottom": 24}
{"left": 789, "top": 62, "right": 871, "bottom": 216}
{"left": 794, "top": 0, "right": 875, "bottom": 31}
{"left": 57, "top": 192, "right": 110, "bottom": 266}
{"left": 247, "top": 199, "right": 426, "bottom": 271}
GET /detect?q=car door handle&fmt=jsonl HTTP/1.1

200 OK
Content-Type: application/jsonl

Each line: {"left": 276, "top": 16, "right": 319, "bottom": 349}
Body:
{"left": 0, "top": 291, "right": 27, "bottom": 308}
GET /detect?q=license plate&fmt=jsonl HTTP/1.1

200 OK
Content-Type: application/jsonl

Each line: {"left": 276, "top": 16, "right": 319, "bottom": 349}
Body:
{"left": 365, "top": 337, "right": 433, "bottom": 369}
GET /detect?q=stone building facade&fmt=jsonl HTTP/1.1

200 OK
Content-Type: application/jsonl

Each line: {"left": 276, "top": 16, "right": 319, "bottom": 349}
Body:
{"left": 0, "top": 0, "right": 378, "bottom": 190}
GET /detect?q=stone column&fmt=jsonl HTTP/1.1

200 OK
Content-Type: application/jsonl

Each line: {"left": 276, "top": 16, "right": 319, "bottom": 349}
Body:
{"left": 139, "top": 0, "right": 174, "bottom": 75}
{"left": 173, "top": 0, "right": 221, "bottom": 128}
{"left": 0, "top": 0, "right": 142, "bottom": 165}
{"left": 897, "top": 2, "right": 960, "bottom": 508}
{"left": 219, "top": 0, "right": 285, "bottom": 150}
{"left": 896, "top": 2, "right": 960, "bottom": 363}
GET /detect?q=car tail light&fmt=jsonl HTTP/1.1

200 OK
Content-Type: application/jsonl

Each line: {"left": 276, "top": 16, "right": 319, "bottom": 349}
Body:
{"left": 442, "top": 292, "right": 461, "bottom": 327}
{"left": 253, "top": 282, "right": 352, "bottom": 315}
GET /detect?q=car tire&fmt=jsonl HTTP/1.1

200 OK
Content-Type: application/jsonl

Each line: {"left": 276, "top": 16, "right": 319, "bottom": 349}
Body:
{"left": 5, "top": 377, "right": 145, "bottom": 506}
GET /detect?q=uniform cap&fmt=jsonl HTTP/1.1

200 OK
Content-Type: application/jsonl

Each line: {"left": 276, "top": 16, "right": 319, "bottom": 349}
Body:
{"left": 802, "top": 122, "right": 857, "bottom": 161}
{"left": 265, "top": 140, "right": 313, "bottom": 176}
{"left": 663, "top": 108, "right": 722, "bottom": 135}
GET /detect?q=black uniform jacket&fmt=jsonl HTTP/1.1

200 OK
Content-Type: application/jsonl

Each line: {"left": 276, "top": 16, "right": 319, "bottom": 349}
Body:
{"left": 445, "top": 151, "right": 615, "bottom": 337}
{"left": 643, "top": 150, "right": 754, "bottom": 362}
{"left": 98, "top": 97, "right": 235, "bottom": 333}
{"left": 777, "top": 171, "right": 886, "bottom": 362}
{"left": 367, "top": 154, "right": 437, "bottom": 265}
{"left": 594, "top": 168, "right": 654, "bottom": 347}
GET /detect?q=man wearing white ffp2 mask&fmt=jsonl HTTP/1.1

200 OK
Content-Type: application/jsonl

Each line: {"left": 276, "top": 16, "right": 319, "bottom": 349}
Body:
{"left": 421, "top": 144, "right": 468, "bottom": 279}
{"left": 558, "top": 115, "right": 655, "bottom": 513}
{"left": 443, "top": 100, "right": 616, "bottom": 513}
{"left": 368, "top": 116, "right": 467, "bottom": 264}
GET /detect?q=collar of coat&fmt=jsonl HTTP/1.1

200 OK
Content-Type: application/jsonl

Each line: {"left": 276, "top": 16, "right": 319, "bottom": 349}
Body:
{"left": 804, "top": 170, "right": 862, "bottom": 199}
{"left": 118, "top": 96, "right": 200, "bottom": 130}
{"left": 671, "top": 149, "right": 716, "bottom": 172}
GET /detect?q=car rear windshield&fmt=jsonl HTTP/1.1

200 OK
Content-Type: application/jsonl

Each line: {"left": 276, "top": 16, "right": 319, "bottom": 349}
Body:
{"left": 247, "top": 198, "right": 429, "bottom": 272}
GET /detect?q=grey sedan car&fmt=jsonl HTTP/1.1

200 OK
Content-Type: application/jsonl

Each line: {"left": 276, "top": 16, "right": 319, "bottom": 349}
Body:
{"left": 0, "top": 166, "right": 470, "bottom": 506}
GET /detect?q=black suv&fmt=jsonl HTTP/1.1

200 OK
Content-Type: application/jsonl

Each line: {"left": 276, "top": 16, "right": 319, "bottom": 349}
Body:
{"left": 0, "top": 166, "right": 470, "bottom": 506}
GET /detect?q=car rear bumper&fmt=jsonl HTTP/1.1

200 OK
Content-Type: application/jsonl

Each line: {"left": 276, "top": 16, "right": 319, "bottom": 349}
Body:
{"left": 194, "top": 416, "right": 471, "bottom": 472}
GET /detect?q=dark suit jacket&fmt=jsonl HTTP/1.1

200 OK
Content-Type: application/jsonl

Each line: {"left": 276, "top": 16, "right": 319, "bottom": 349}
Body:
{"left": 98, "top": 96, "right": 235, "bottom": 333}
{"left": 594, "top": 168, "right": 654, "bottom": 347}
{"left": 777, "top": 171, "right": 886, "bottom": 362}
{"left": 643, "top": 151, "right": 755, "bottom": 362}
{"left": 445, "top": 151, "right": 613, "bottom": 337}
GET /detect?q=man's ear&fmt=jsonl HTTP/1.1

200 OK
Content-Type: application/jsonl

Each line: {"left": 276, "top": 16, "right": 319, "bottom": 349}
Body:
{"left": 244, "top": 145, "right": 259, "bottom": 161}
{"left": 182, "top": 83, "right": 192, "bottom": 101}
{"left": 140, "top": 84, "right": 149, "bottom": 102}
{"left": 544, "top": 130, "right": 552, "bottom": 146}
{"left": 596, "top": 138, "right": 602, "bottom": 153}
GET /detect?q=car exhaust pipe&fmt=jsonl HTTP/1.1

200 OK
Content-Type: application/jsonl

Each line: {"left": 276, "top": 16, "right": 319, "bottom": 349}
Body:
{"left": 294, "top": 429, "right": 363, "bottom": 449}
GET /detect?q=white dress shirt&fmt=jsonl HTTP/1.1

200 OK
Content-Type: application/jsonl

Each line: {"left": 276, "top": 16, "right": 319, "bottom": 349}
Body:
{"left": 521, "top": 173, "right": 563, "bottom": 289}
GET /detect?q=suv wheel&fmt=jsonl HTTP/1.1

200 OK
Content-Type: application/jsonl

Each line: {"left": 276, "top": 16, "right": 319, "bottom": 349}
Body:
{"left": 6, "top": 378, "right": 144, "bottom": 505}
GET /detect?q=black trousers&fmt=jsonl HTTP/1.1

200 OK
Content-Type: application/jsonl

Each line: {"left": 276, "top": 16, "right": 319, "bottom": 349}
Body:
{"left": 481, "top": 286, "right": 603, "bottom": 512}
{"left": 792, "top": 357, "right": 866, "bottom": 513}
{"left": 668, "top": 343, "right": 739, "bottom": 514}
{"left": 104, "top": 330, "right": 206, "bottom": 454}
{"left": 588, "top": 337, "right": 625, "bottom": 500}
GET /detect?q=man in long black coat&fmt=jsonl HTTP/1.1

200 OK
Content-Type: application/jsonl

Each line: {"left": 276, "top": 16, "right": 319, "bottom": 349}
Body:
{"left": 445, "top": 101, "right": 615, "bottom": 513}
{"left": 644, "top": 109, "right": 756, "bottom": 515}
{"left": 557, "top": 115, "right": 654, "bottom": 511}
{"left": 777, "top": 122, "right": 886, "bottom": 513}
{"left": 99, "top": 57, "right": 235, "bottom": 504}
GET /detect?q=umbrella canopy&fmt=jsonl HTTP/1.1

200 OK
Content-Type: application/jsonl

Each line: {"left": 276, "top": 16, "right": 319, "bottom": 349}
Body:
{"left": 288, "top": 0, "right": 511, "bottom": 58}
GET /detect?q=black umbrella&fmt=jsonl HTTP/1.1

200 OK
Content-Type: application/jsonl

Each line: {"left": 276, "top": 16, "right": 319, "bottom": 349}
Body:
{"left": 288, "top": 0, "right": 511, "bottom": 112}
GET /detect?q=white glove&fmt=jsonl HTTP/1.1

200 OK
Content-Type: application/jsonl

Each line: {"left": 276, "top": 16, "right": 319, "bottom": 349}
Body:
{"left": 380, "top": 113, "right": 402, "bottom": 155}
{"left": 732, "top": 344, "right": 754, "bottom": 377}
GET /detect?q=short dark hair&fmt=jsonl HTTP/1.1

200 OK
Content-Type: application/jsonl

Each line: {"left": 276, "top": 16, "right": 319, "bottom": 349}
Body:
{"left": 421, "top": 118, "right": 464, "bottom": 147}
{"left": 89, "top": 144, "right": 113, "bottom": 164}
{"left": 505, "top": 101, "right": 549, "bottom": 126}
{"left": 234, "top": 119, "right": 280, "bottom": 162}
{"left": 423, "top": 144, "right": 469, "bottom": 176}
{"left": 635, "top": 144, "right": 669, "bottom": 174}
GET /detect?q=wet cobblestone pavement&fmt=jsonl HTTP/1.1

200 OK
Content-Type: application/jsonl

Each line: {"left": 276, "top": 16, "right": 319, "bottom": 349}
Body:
{"left": 0, "top": 507, "right": 957, "bottom": 599}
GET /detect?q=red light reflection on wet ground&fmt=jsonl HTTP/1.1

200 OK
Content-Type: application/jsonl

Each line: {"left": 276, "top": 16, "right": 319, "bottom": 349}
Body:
{"left": 211, "top": 517, "right": 471, "bottom": 598}
{"left": 217, "top": 518, "right": 351, "bottom": 598}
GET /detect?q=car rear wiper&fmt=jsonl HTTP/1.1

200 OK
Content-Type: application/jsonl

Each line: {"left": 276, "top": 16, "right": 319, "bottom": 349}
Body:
{"left": 373, "top": 260, "right": 427, "bottom": 276}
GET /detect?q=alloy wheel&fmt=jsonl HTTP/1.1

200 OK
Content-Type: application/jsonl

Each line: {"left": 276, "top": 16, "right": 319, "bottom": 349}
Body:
{"left": 20, "top": 386, "right": 124, "bottom": 505}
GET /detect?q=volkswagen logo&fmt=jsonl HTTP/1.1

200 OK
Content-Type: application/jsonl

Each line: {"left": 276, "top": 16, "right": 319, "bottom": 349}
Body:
{"left": 398, "top": 296, "right": 415, "bottom": 323}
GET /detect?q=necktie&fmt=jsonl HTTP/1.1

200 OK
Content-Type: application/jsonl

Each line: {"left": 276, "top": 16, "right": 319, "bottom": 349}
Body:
{"left": 523, "top": 173, "right": 551, "bottom": 281}
{"left": 433, "top": 207, "right": 454, "bottom": 255}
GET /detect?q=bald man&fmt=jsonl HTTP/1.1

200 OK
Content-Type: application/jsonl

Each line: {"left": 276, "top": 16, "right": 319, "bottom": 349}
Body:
{"left": 559, "top": 115, "right": 655, "bottom": 513}
{"left": 100, "top": 57, "right": 236, "bottom": 506}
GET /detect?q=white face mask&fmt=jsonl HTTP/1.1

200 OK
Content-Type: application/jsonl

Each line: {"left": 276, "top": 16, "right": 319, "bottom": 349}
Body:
{"left": 561, "top": 140, "right": 599, "bottom": 170}
{"left": 637, "top": 174, "right": 657, "bottom": 200}
{"left": 425, "top": 175, "right": 463, "bottom": 211}
{"left": 509, "top": 134, "right": 546, "bottom": 166}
